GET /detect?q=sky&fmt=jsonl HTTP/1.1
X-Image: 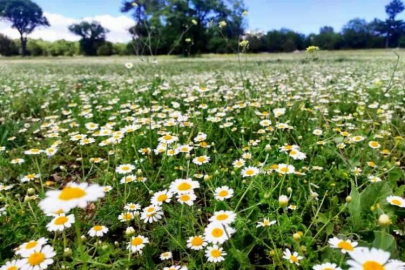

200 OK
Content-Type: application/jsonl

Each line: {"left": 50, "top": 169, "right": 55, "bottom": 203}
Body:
{"left": 0, "top": 0, "right": 393, "bottom": 42}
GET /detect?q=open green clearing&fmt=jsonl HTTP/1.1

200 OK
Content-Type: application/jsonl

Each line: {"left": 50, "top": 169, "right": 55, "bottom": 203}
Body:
{"left": 0, "top": 50, "right": 404, "bottom": 269}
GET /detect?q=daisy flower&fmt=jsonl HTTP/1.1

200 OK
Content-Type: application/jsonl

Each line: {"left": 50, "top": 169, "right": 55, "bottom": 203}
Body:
{"left": 24, "top": 148, "right": 43, "bottom": 155}
{"left": 177, "top": 192, "right": 197, "bottom": 206}
{"left": 160, "top": 252, "right": 172, "bottom": 261}
{"left": 256, "top": 218, "right": 276, "bottom": 228}
{"left": 313, "top": 262, "right": 342, "bottom": 270}
{"left": 328, "top": 237, "right": 358, "bottom": 253}
{"left": 192, "top": 155, "right": 210, "bottom": 165}
{"left": 368, "top": 141, "right": 381, "bottom": 149}
{"left": 346, "top": 247, "right": 403, "bottom": 270}
{"left": 21, "top": 174, "right": 40, "bottom": 183}
{"left": 140, "top": 205, "right": 163, "bottom": 223}
{"left": 118, "top": 212, "right": 135, "bottom": 222}
{"left": 128, "top": 235, "right": 149, "bottom": 254}
{"left": 368, "top": 175, "right": 382, "bottom": 183}
{"left": 187, "top": 235, "right": 207, "bottom": 250}
{"left": 205, "top": 245, "right": 226, "bottom": 263}
{"left": 283, "top": 248, "right": 303, "bottom": 265}
{"left": 88, "top": 225, "right": 108, "bottom": 237}
{"left": 214, "top": 186, "right": 234, "bottom": 201}
{"left": 177, "top": 145, "right": 193, "bottom": 153}
{"left": 241, "top": 166, "right": 259, "bottom": 177}
{"left": 209, "top": 210, "right": 236, "bottom": 225}
{"left": 20, "top": 245, "right": 56, "bottom": 270}
{"left": 11, "top": 158, "right": 25, "bottom": 164}
{"left": 204, "top": 222, "right": 235, "bottom": 244}
{"left": 15, "top": 238, "right": 48, "bottom": 256}
{"left": 313, "top": 129, "right": 323, "bottom": 136}
{"left": 273, "top": 108, "right": 286, "bottom": 117}
{"left": 39, "top": 183, "right": 104, "bottom": 213}
{"left": 0, "top": 259, "right": 24, "bottom": 270}
{"left": 125, "top": 203, "right": 141, "bottom": 212}
{"left": 276, "top": 164, "right": 295, "bottom": 174}
{"left": 150, "top": 190, "right": 172, "bottom": 205}
{"left": 232, "top": 159, "right": 245, "bottom": 168}
{"left": 289, "top": 150, "right": 306, "bottom": 160}
{"left": 159, "top": 134, "right": 178, "bottom": 144}
{"left": 46, "top": 214, "right": 75, "bottom": 232}
{"left": 169, "top": 178, "right": 200, "bottom": 194}
{"left": 386, "top": 196, "right": 405, "bottom": 208}
{"left": 116, "top": 164, "right": 135, "bottom": 174}
{"left": 120, "top": 175, "right": 136, "bottom": 184}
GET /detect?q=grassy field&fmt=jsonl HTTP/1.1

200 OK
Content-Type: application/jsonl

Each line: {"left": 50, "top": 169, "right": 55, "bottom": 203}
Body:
{"left": 0, "top": 50, "right": 404, "bottom": 270}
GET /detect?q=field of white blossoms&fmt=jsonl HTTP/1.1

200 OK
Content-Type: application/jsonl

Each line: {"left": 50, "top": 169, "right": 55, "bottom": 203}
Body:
{"left": 0, "top": 51, "right": 404, "bottom": 270}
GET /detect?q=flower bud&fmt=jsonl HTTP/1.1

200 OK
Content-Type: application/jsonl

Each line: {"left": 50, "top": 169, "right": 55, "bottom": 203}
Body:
{"left": 27, "top": 188, "right": 35, "bottom": 195}
{"left": 293, "top": 233, "right": 301, "bottom": 242}
{"left": 126, "top": 226, "right": 135, "bottom": 236}
{"left": 346, "top": 196, "right": 352, "bottom": 202}
{"left": 378, "top": 214, "right": 391, "bottom": 226}
{"left": 279, "top": 195, "right": 289, "bottom": 208}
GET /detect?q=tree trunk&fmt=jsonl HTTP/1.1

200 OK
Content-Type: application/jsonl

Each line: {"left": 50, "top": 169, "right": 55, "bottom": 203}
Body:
{"left": 385, "top": 34, "right": 390, "bottom": 48}
{"left": 20, "top": 35, "right": 27, "bottom": 56}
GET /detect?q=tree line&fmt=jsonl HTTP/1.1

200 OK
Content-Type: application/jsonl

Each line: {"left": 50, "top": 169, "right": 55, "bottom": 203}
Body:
{"left": 1, "top": 0, "right": 405, "bottom": 57}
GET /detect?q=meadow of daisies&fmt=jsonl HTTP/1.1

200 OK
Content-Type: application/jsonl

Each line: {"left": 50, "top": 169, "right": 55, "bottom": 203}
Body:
{"left": 0, "top": 51, "right": 404, "bottom": 270}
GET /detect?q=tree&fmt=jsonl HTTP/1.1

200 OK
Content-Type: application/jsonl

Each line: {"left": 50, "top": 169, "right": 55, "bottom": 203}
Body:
{"left": 68, "top": 21, "right": 109, "bottom": 56}
{"left": 121, "top": 0, "right": 247, "bottom": 55}
{"left": 375, "top": 0, "right": 405, "bottom": 47}
{"left": 0, "top": 0, "right": 49, "bottom": 56}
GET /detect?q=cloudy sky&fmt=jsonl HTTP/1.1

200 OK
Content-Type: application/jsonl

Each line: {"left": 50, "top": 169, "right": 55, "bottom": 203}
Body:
{"left": 0, "top": 0, "right": 391, "bottom": 42}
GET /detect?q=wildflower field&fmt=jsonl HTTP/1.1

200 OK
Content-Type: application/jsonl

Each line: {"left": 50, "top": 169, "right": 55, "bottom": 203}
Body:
{"left": 0, "top": 50, "right": 404, "bottom": 270}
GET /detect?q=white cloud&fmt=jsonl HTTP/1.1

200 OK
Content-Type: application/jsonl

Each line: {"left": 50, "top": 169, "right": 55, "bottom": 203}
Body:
{"left": 0, "top": 12, "right": 134, "bottom": 43}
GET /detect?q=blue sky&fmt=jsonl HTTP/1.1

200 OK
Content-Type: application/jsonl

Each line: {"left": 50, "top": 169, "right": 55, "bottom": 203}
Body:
{"left": 33, "top": 0, "right": 390, "bottom": 34}
{"left": 0, "top": 0, "right": 394, "bottom": 42}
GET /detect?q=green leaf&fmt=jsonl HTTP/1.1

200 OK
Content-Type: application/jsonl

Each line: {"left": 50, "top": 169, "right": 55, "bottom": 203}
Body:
{"left": 360, "top": 182, "right": 392, "bottom": 212}
{"left": 348, "top": 181, "right": 362, "bottom": 230}
{"left": 372, "top": 231, "right": 396, "bottom": 253}
{"left": 394, "top": 185, "right": 405, "bottom": 196}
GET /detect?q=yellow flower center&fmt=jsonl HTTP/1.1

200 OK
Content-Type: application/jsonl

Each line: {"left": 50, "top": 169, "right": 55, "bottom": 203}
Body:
{"left": 246, "top": 169, "right": 254, "bottom": 175}
{"left": 163, "top": 135, "right": 172, "bottom": 140}
{"left": 131, "top": 237, "right": 143, "bottom": 246}
{"left": 337, "top": 241, "right": 353, "bottom": 251}
{"left": 212, "top": 228, "right": 224, "bottom": 238}
{"left": 218, "top": 190, "right": 228, "bottom": 197}
{"left": 363, "top": 261, "right": 385, "bottom": 270}
{"left": 58, "top": 187, "right": 86, "bottom": 201}
{"left": 93, "top": 225, "right": 103, "bottom": 231}
{"left": 391, "top": 199, "right": 402, "bottom": 206}
{"left": 211, "top": 249, "right": 222, "bottom": 258}
{"left": 157, "top": 194, "right": 168, "bottom": 202}
{"left": 290, "top": 255, "right": 298, "bottom": 263}
{"left": 28, "top": 252, "right": 45, "bottom": 266}
{"left": 25, "top": 241, "right": 38, "bottom": 249}
{"left": 180, "top": 194, "right": 190, "bottom": 201}
{"left": 280, "top": 167, "right": 289, "bottom": 173}
{"left": 370, "top": 142, "right": 379, "bottom": 147}
{"left": 123, "top": 213, "right": 133, "bottom": 220}
{"left": 178, "top": 182, "right": 191, "bottom": 191}
{"left": 121, "top": 166, "right": 129, "bottom": 171}
{"left": 197, "top": 157, "right": 206, "bottom": 162}
{"left": 7, "top": 266, "right": 18, "bottom": 270}
{"left": 191, "top": 237, "right": 203, "bottom": 246}
{"left": 216, "top": 214, "right": 229, "bottom": 221}
{"left": 54, "top": 216, "right": 69, "bottom": 225}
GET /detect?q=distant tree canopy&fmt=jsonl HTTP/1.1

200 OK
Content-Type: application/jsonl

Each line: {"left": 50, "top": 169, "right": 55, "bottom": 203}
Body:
{"left": 0, "top": 0, "right": 49, "bottom": 56}
{"left": 121, "top": 0, "right": 246, "bottom": 55}
{"left": 68, "top": 21, "right": 109, "bottom": 56}
{"left": 3, "top": 0, "right": 405, "bottom": 57}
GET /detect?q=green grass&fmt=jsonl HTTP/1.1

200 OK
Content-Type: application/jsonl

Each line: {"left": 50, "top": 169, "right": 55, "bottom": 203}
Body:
{"left": 0, "top": 50, "right": 404, "bottom": 269}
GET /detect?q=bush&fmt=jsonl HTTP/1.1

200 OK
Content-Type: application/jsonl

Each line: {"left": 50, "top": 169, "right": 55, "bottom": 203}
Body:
{"left": 0, "top": 34, "right": 18, "bottom": 56}
{"left": 97, "top": 42, "right": 113, "bottom": 56}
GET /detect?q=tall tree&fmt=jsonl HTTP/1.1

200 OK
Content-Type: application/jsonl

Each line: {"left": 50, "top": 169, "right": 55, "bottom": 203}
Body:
{"left": 374, "top": 0, "right": 405, "bottom": 47}
{"left": 0, "top": 0, "right": 49, "bottom": 56}
{"left": 68, "top": 21, "right": 109, "bottom": 56}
